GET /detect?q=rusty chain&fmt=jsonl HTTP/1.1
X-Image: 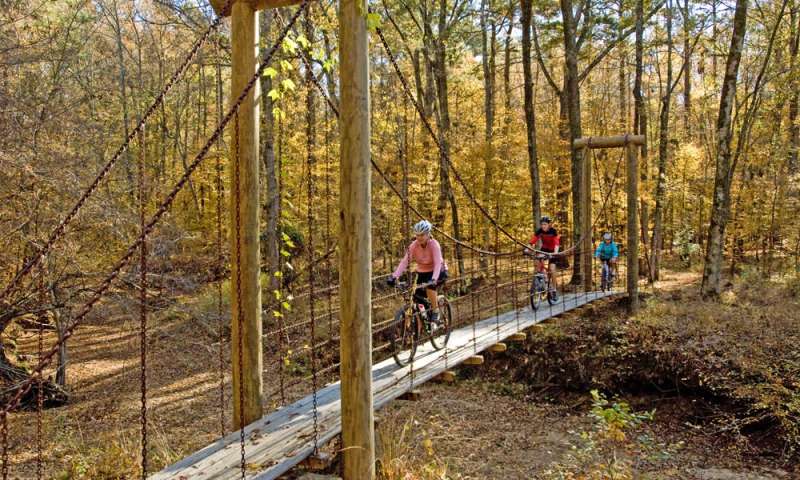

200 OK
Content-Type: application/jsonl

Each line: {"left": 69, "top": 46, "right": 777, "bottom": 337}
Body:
{"left": 304, "top": 4, "right": 321, "bottom": 454}
{"left": 138, "top": 127, "right": 149, "bottom": 480}
{"left": 233, "top": 110, "right": 246, "bottom": 479}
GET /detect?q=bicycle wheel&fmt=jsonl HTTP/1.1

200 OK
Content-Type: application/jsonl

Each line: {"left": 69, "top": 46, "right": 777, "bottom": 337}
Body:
{"left": 600, "top": 264, "right": 609, "bottom": 292}
{"left": 547, "top": 276, "right": 557, "bottom": 305}
{"left": 529, "top": 276, "right": 544, "bottom": 311}
{"left": 429, "top": 297, "right": 452, "bottom": 350}
{"left": 390, "top": 306, "right": 418, "bottom": 367}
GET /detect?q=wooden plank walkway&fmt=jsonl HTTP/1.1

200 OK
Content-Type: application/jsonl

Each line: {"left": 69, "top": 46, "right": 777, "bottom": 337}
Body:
{"left": 152, "top": 290, "right": 618, "bottom": 479}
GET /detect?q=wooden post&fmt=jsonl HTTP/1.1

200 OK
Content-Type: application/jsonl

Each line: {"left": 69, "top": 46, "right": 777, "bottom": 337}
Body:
{"left": 338, "top": 0, "right": 375, "bottom": 477}
{"left": 626, "top": 142, "right": 639, "bottom": 312}
{"left": 230, "top": 0, "right": 263, "bottom": 429}
{"left": 581, "top": 145, "right": 592, "bottom": 291}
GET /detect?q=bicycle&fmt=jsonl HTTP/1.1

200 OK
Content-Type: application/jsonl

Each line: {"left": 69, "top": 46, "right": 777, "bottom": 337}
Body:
{"left": 388, "top": 277, "right": 452, "bottom": 367}
{"left": 598, "top": 258, "right": 615, "bottom": 292}
{"left": 527, "top": 251, "right": 557, "bottom": 311}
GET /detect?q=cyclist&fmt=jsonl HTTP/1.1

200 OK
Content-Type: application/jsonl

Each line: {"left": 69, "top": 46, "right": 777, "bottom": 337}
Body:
{"left": 594, "top": 232, "right": 619, "bottom": 276}
{"left": 387, "top": 220, "right": 448, "bottom": 324}
{"left": 525, "top": 216, "right": 560, "bottom": 300}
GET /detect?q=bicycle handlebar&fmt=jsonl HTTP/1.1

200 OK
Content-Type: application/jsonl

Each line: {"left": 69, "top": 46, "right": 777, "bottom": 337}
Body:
{"left": 395, "top": 280, "right": 437, "bottom": 290}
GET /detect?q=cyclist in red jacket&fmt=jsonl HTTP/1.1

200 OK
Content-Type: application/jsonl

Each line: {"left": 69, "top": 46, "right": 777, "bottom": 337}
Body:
{"left": 526, "top": 216, "right": 560, "bottom": 300}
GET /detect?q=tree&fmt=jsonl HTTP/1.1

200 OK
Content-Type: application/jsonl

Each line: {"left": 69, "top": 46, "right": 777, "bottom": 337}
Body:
{"left": 520, "top": 0, "right": 541, "bottom": 228}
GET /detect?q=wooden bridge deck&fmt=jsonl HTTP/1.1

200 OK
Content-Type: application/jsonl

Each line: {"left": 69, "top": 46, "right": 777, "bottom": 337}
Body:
{"left": 152, "top": 290, "right": 618, "bottom": 479}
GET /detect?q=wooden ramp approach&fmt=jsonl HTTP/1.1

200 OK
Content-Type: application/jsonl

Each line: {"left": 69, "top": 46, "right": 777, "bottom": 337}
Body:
{"left": 152, "top": 290, "right": 618, "bottom": 479}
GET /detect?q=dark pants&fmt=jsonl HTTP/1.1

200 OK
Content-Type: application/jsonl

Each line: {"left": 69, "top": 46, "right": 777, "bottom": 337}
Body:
{"left": 413, "top": 270, "right": 448, "bottom": 304}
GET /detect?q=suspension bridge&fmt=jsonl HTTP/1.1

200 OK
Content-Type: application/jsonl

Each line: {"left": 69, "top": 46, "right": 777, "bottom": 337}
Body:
{"left": 0, "top": 0, "right": 645, "bottom": 478}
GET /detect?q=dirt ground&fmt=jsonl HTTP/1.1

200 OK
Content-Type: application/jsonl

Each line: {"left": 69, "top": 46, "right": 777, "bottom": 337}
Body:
{"left": 375, "top": 379, "right": 793, "bottom": 480}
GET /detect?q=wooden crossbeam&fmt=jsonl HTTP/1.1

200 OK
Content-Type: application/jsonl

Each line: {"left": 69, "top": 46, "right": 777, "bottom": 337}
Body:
{"left": 463, "top": 355, "right": 485, "bottom": 365}
{"left": 434, "top": 370, "right": 457, "bottom": 383}
{"left": 573, "top": 134, "right": 645, "bottom": 149}
{"left": 209, "top": 0, "right": 303, "bottom": 16}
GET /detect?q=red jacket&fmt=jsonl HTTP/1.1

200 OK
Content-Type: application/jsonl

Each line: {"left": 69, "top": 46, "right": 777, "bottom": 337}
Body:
{"left": 530, "top": 227, "right": 560, "bottom": 252}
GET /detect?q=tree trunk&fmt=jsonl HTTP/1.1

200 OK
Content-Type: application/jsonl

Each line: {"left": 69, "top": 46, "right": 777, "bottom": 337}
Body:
{"left": 618, "top": 0, "right": 628, "bottom": 131}
{"left": 110, "top": 0, "right": 134, "bottom": 188}
{"left": 681, "top": 0, "right": 692, "bottom": 137}
{"left": 260, "top": 11, "right": 280, "bottom": 306}
{"left": 701, "top": 0, "right": 748, "bottom": 297}
{"left": 480, "top": 0, "right": 496, "bottom": 267}
{"left": 559, "top": 0, "right": 585, "bottom": 284}
{"left": 651, "top": 0, "right": 674, "bottom": 281}
{"left": 633, "top": 0, "right": 650, "bottom": 270}
{"left": 788, "top": 7, "right": 799, "bottom": 173}
{"left": 433, "top": 0, "right": 465, "bottom": 275}
{"left": 521, "top": 0, "right": 542, "bottom": 228}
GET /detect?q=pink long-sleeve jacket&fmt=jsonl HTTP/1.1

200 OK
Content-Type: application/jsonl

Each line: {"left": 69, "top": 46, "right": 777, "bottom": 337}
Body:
{"left": 393, "top": 238, "right": 446, "bottom": 281}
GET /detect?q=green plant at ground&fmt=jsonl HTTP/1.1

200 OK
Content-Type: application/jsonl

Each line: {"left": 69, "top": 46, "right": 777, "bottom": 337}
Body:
{"left": 545, "top": 391, "right": 654, "bottom": 480}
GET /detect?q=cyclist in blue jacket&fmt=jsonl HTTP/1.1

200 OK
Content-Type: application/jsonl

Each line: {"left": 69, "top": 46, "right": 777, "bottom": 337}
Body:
{"left": 594, "top": 232, "right": 619, "bottom": 277}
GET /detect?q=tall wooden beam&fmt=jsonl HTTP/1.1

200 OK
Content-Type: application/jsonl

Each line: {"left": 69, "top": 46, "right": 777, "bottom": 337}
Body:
{"left": 626, "top": 142, "right": 639, "bottom": 312}
{"left": 230, "top": 0, "right": 263, "bottom": 429}
{"left": 338, "top": 0, "right": 375, "bottom": 477}
{"left": 581, "top": 145, "right": 592, "bottom": 291}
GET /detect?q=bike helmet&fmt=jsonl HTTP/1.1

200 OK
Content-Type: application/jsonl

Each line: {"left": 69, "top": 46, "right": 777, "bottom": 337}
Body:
{"left": 413, "top": 220, "right": 433, "bottom": 235}
{"left": 603, "top": 232, "right": 612, "bottom": 241}
{"left": 540, "top": 216, "right": 552, "bottom": 224}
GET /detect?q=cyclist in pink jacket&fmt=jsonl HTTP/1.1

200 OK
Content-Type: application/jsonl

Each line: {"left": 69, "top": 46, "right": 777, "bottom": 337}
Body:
{"left": 387, "top": 220, "right": 449, "bottom": 324}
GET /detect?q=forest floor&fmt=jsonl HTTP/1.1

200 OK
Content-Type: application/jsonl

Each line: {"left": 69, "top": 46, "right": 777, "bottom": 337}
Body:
{"left": 5, "top": 262, "right": 800, "bottom": 479}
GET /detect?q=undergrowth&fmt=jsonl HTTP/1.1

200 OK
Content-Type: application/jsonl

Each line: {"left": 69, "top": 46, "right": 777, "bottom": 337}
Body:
{"left": 503, "top": 273, "right": 800, "bottom": 464}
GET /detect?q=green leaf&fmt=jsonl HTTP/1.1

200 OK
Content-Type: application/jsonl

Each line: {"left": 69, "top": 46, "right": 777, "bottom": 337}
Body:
{"left": 296, "top": 34, "right": 310, "bottom": 49}
{"left": 281, "top": 301, "right": 292, "bottom": 311}
{"left": 366, "top": 12, "right": 382, "bottom": 32}
{"left": 280, "top": 249, "right": 291, "bottom": 257}
{"left": 282, "top": 37, "right": 297, "bottom": 54}
{"left": 272, "top": 310, "right": 283, "bottom": 318}
{"left": 323, "top": 59, "right": 334, "bottom": 73}
{"left": 280, "top": 59, "right": 294, "bottom": 72}
{"left": 281, "top": 78, "right": 296, "bottom": 92}
{"left": 274, "top": 271, "right": 283, "bottom": 278}
{"left": 273, "top": 289, "right": 282, "bottom": 300}
{"left": 263, "top": 66, "right": 278, "bottom": 79}
{"left": 267, "top": 88, "right": 281, "bottom": 101}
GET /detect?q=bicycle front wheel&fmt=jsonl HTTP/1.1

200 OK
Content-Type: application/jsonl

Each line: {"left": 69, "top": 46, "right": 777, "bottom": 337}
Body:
{"left": 429, "top": 297, "right": 452, "bottom": 350}
{"left": 530, "top": 276, "right": 544, "bottom": 311}
{"left": 390, "top": 306, "right": 418, "bottom": 367}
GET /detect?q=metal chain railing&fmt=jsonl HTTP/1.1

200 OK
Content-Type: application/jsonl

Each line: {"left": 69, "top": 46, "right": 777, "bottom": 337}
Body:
{"left": 304, "top": 4, "right": 321, "bottom": 453}
{"left": 138, "top": 127, "right": 149, "bottom": 480}
{"left": 233, "top": 110, "right": 246, "bottom": 480}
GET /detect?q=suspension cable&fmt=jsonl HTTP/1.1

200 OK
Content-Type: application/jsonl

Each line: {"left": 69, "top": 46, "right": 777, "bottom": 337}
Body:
{"left": 304, "top": 3, "right": 321, "bottom": 453}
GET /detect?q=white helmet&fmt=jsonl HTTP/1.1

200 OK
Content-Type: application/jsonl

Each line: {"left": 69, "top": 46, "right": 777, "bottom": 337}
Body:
{"left": 603, "top": 232, "right": 612, "bottom": 241}
{"left": 413, "top": 220, "right": 433, "bottom": 235}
